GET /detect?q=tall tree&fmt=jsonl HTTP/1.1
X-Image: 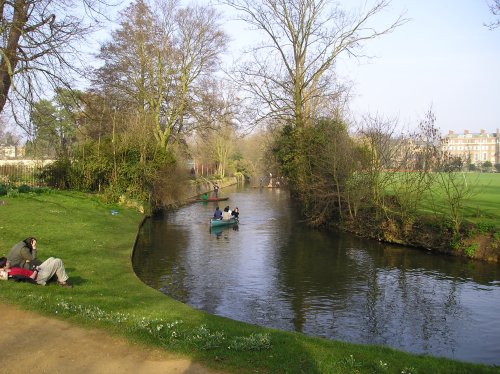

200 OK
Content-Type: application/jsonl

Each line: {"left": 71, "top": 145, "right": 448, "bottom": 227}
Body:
{"left": 94, "top": 0, "right": 228, "bottom": 149}
{"left": 192, "top": 79, "right": 238, "bottom": 179}
{"left": 29, "top": 88, "right": 84, "bottom": 157}
{"left": 225, "top": 0, "right": 406, "bottom": 129}
{"left": 0, "top": 0, "right": 105, "bottom": 118}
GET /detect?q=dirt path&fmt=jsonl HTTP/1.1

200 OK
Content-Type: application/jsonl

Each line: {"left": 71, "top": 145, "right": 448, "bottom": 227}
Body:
{"left": 0, "top": 303, "right": 223, "bottom": 374}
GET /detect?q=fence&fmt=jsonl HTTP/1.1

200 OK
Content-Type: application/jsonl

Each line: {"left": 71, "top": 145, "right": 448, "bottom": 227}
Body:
{"left": 0, "top": 163, "right": 49, "bottom": 187}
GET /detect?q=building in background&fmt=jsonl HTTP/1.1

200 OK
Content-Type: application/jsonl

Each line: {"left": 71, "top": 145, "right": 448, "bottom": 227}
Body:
{"left": 441, "top": 129, "right": 499, "bottom": 166}
{"left": 0, "top": 144, "right": 24, "bottom": 159}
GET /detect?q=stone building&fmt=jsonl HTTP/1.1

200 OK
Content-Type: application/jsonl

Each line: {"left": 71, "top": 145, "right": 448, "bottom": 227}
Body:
{"left": 441, "top": 129, "right": 499, "bottom": 165}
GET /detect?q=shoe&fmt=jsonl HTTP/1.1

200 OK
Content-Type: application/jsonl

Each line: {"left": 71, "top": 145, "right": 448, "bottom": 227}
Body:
{"left": 57, "top": 280, "right": 73, "bottom": 288}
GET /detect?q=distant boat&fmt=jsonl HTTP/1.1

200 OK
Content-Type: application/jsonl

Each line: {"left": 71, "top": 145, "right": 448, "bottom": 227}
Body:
{"left": 195, "top": 196, "right": 229, "bottom": 202}
{"left": 210, "top": 217, "right": 238, "bottom": 227}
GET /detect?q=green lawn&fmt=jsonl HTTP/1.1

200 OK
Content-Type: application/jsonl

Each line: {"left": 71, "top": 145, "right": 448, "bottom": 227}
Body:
{"left": 0, "top": 190, "right": 498, "bottom": 373}
{"left": 389, "top": 172, "right": 500, "bottom": 227}
{"left": 425, "top": 173, "right": 500, "bottom": 226}
{"left": 460, "top": 173, "right": 500, "bottom": 224}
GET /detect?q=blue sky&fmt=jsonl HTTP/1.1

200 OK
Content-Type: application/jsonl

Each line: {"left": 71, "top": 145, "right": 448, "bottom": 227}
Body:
{"left": 338, "top": 0, "right": 500, "bottom": 134}
{"left": 219, "top": 0, "right": 500, "bottom": 135}
{"left": 97, "top": 0, "right": 500, "bottom": 135}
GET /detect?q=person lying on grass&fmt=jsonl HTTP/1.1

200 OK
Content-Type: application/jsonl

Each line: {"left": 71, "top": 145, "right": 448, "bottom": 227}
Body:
{"left": 0, "top": 256, "right": 72, "bottom": 288}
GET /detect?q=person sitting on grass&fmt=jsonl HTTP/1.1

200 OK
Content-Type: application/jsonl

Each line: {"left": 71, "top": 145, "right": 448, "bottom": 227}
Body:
{"left": 6, "top": 237, "right": 42, "bottom": 270}
{"left": 0, "top": 256, "right": 73, "bottom": 288}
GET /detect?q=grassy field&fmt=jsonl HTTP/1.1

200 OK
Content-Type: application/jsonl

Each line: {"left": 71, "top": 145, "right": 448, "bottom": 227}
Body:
{"left": 0, "top": 190, "right": 499, "bottom": 373}
{"left": 456, "top": 173, "right": 500, "bottom": 225}
{"left": 393, "top": 172, "right": 500, "bottom": 227}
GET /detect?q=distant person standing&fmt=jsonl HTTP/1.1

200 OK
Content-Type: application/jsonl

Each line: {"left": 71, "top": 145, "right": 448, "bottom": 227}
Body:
{"left": 213, "top": 183, "right": 219, "bottom": 198}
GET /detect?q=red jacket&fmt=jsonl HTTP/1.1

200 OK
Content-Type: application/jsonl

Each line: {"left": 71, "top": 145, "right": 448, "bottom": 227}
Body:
{"left": 9, "top": 267, "right": 34, "bottom": 278}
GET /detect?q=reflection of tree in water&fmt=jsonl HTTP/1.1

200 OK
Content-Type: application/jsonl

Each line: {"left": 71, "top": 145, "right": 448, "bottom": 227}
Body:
{"left": 366, "top": 268, "right": 462, "bottom": 356}
{"left": 275, "top": 229, "right": 379, "bottom": 335}
{"left": 347, "top": 243, "right": 464, "bottom": 355}
{"left": 275, "top": 231, "right": 471, "bottom": 356}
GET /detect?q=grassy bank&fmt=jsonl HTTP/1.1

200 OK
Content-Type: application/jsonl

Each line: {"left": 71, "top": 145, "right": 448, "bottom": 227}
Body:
{"left": 419, "top": 172, "right": 500, "bottom": 227}
{"left": 0, "top": 191, "right": 498, "bottom": 373}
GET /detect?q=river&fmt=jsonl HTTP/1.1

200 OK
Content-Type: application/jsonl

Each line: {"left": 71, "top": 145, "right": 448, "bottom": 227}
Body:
{"left": 132, "top": 184, "right": 500, "bottom": 365}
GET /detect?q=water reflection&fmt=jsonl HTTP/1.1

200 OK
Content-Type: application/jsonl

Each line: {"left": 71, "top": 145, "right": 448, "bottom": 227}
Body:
{"left": 132, "top": 185, "right": 500, "bottom": 365}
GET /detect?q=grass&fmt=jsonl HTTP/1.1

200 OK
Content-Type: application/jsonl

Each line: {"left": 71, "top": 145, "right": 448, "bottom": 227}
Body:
{"left": 1, "top": 190, "right": 499, "bottom": 373}
{"left": 390, "top": 172, "right": 500, "bottom": 227}
{"left": 460, "top": 173, "right": 500, "bottom": 224}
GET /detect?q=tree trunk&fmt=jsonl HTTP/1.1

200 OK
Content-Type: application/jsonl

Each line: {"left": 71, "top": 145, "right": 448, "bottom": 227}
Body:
{"left": 0, "top": 0, "right": 28, "bottom": 113}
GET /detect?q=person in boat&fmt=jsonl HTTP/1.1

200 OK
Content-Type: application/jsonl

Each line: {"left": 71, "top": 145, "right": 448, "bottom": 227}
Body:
{"left": 231, "top": 207, "right": 240, "bottom": 220}
{"left": 202, "top": 193, "right": 208, "bottom": 201}
{"left": 213, "top": 183, "right": 219, "bottom": 198}
{"left": 213, "top": 206, "right": 223, "bottom": 220}
{"left": 222, "top": 206, "right": 231, "bottom": 220}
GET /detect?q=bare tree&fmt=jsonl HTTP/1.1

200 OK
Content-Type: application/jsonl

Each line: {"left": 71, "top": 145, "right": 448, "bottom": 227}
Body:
{"left": 0, "top": 0, "right": 107, "bottom": 120}
{"left": 192, "top": 79, "right": 238, "bottom": 178}
{"left": 389, "top": 110, "right": 440, "bottom": 226}
{"left": 225, "top": 0, "right": 406, "bottom": 129}
{"left": 485, "top": 0, "right": 500, "bottom": 29}
{"left": 94, "top": 0, "right": 228, "bottom": 150}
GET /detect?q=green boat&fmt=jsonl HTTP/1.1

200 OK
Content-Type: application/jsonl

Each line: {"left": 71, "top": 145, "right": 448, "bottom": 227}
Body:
{"left": 210, "top": 218, "right": 238, "bottom": 227}
{"left": 198, "top": 196, "right": 229, "bottom": 202}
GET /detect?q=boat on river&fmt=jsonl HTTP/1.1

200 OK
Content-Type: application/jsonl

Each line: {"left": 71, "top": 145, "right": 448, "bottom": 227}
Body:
{"left": 196, "top": 197, "right": 229, "bottom": 202}
{"left": 210, "top": 217, "right": 238, "bottom": 227}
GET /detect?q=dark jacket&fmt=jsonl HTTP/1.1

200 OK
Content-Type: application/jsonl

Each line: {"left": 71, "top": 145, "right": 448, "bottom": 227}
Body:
{"left": 213, "top": 208, "right": 222, "bottom": 219}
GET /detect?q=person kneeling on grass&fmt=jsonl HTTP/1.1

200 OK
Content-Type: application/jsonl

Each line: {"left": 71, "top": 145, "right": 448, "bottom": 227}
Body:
{"left": 0, "top": 256, "right": 72, "bottom": 288}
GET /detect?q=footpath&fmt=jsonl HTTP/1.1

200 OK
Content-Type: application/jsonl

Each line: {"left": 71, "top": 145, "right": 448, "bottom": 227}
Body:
{"left": 0, "top": 303, "right": 222, "bottom": 374}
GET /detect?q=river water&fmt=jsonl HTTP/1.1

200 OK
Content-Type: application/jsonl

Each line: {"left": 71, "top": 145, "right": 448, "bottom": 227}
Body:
{"left": 132, "top": 184, "right": 500, "bottom": 365}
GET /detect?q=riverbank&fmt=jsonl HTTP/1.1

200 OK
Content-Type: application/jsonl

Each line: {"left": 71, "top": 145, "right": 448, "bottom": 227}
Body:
{"left": 0, "top": 190, "right": 498, "bottom": 373}
{"left": 339, "top": 212, "right": 500, "bottom": 263}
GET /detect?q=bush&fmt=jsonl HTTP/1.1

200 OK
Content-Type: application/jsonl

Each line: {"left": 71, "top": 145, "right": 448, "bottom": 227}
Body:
{"left": 475, "top": 221, "right": 496, "bottom": 234}
{"left": 0, "top": 184, "right": 7, "bottom": 196}
{"left": 464, "top": 243, "right": 478, "bottom": 258}
{"left": 17, "top": 184, "right": 32, "bottom": 193}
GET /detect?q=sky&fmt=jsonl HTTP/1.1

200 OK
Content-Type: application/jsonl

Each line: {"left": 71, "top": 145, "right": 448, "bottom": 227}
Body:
{"left": 92, "top": 0, "right": 500, "bottom": 136}
{"left": 216, "top": 0, "right": 500, "bottom": 135}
